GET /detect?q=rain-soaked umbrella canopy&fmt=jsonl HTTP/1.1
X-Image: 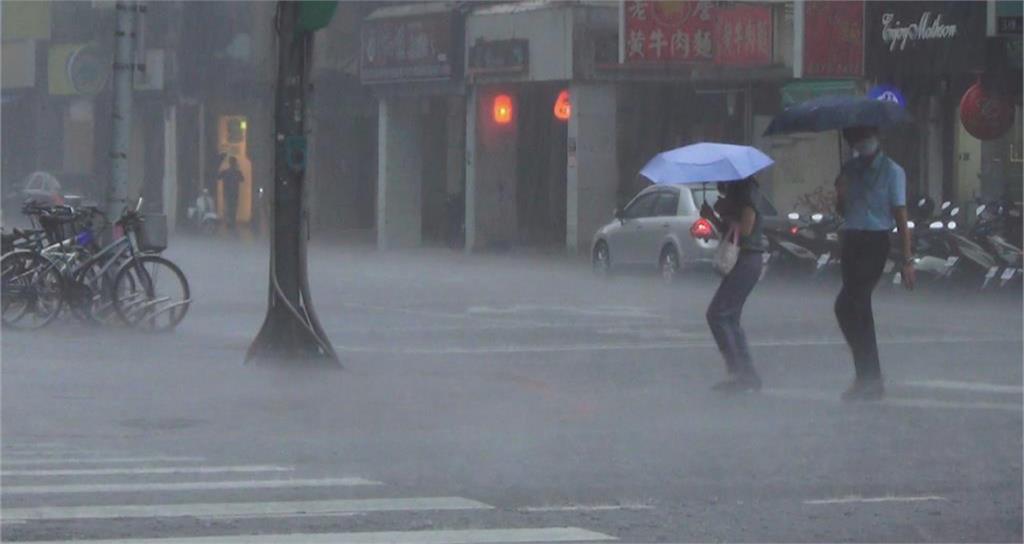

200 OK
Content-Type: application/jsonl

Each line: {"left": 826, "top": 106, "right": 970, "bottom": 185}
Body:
{"left": 639, "top": 142, "right": 774, "bottom": 185}
{"left": 763, "top": 95, "right": 911, "bottom": 136}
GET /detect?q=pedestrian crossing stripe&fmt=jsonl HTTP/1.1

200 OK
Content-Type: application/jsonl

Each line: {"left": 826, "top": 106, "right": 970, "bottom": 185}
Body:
{"left": 1, "top": 497, "right": 493, "bottom": 522}
{"left": 1, "top": 464, "right": 293, "bottom": 477}
{"left": 1, "top": 477, "right": 381, "bottom": 494}
{"left": 18, "top": 527, "right": 616, "bottom": 543}
{"left": 1, "top": 456, "right": 206, "bottom": 466}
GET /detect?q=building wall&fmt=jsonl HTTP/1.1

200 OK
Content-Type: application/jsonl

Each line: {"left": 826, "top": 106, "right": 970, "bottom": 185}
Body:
{"left": 567, "top": 83, "right": 617, "bottom": 255}
{"left": 466, "top": 86, "right": 518, "bottom": 251}
{"left": 466, "top": 4, "right": 573, "bottom": 83}
{"left": 377, "top": 96, "right": 423, "bottom": 249}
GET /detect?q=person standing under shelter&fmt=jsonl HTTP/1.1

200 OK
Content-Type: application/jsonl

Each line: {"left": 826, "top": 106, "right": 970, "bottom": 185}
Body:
{"left": 217, "top": 156, "right": 244, "bottom": 230}
{"left": 834, "top": 126, "right": 915, "bottom": 401}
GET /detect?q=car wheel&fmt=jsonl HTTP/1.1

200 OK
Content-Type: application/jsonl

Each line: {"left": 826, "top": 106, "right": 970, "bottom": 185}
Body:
{"left": 593, "top": 242, "right": 612, "bottom": 278}
{"left": 660, "top": 246, "right": 681, "bottom": 285}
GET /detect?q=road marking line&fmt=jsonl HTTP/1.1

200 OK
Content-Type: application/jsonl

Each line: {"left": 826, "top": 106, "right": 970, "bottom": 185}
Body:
{"left": 764, "top": 388, "right": 1021, "bottom": 412}
{"left": 1, "top": 464, "right": 294, "bottom": 477}
{"left": 0, "top": 456, "right": 206, "bottom": 466}
{"left": 2, "top": 450, "right": 125, "bottom": 458}
{"left": 1, "top": 497, "right": 493, "bottom": 522}
{"left": 333, "top": 336, "right": 1015, "bottom": 355}
{"left": 902, "top": 380, "right": 1023, "bottom": 394}
{"left": 519, "top": 504, "right": 654, "bottom": 512}
{"left": 0, "top": 477, "right": 381, "bottom": 495}
{"left": 19, "top": 527, "right": 616, "bottom": 544}
{"left": 804, "top": 495, "right": 947, "bottom": 505}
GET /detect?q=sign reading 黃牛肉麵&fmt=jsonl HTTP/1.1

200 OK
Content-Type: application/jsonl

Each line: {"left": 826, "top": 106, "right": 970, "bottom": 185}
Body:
{"left": 866, "top": 1, "right": 986, "bottom": 77}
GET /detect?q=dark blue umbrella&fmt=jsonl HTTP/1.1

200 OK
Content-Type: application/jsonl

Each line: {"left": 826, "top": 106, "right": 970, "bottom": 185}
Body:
{"left": 763, "top": 95, "right": 911, "bottom": 136}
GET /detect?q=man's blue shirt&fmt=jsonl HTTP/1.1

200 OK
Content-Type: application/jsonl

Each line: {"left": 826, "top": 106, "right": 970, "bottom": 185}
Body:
{"left": 839, "top": 152, "right": 906, "bottom": 231}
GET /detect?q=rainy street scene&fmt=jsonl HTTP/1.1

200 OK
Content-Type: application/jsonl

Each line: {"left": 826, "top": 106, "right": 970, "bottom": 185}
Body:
{"left": 1, "top": 1, "right": 1022, "bottom": 543}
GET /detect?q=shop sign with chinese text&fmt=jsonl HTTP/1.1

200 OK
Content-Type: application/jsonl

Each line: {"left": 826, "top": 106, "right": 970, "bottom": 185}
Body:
{"left": 623, "top": 1, "right": 715, "bottom": 63}
{"left": 713, "top": 4, "right": 772, "bottom": 66}
{"left": 803, "top": 1, "right": 864, "bottom": 78}
{"left": 361, "top": 12, "right": 457, "bottom": 84}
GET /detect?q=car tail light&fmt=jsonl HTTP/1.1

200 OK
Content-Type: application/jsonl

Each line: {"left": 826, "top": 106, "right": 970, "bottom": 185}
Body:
{"left": 690, "top": 218, "right": 714, "bottom": 239}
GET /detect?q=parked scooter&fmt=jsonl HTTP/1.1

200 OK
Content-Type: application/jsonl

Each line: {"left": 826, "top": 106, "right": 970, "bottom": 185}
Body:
{"left": 972, "top": 201, "right": 1023, "bottom": 290}
{"left": 186, "top": 188, "right": 220, "bottom": 235}
{"left": 764, "top": 211, "right": 842, "bottom": 279}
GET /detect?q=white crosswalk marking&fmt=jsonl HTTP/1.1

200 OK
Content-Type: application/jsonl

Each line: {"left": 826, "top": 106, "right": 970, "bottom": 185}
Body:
{"left": 2, "top": 476, "right": 382, "bottom": 494}
{"left": 0, "top": 448, "right": 618, "bottom": 543}
{"left": 1, "top": 456, "right": 206, "bottom": 466}
{"left": 21, "top": 527, "right": 616, "bottom": 544}
{"left": 1, "top": 464, "right": 293, "bottom": 477}
{"left": 2, "top": 497, "right": 493, "bottom": 521}
{"left": 902, "top": 380, "right": 1023, "bottom": 394}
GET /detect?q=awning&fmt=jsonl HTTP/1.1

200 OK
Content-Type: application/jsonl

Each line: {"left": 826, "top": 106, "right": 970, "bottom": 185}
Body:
{"left": 781, "top": 80, "right": 859, "bottom": 107}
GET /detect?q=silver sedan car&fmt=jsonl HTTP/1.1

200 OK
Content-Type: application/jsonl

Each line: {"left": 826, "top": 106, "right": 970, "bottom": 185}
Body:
{"left": 591, "top": 184, "right": 722, "bottom": 282}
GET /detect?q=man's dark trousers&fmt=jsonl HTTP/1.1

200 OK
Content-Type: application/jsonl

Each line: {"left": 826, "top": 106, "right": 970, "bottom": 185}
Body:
{"left": 835, "top": 230, "right": 890, "bottom": 380}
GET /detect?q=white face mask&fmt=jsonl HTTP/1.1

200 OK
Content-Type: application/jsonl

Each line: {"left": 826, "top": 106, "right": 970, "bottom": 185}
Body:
{"left": 852, "top": 136, "right": 880, "bottom": 157}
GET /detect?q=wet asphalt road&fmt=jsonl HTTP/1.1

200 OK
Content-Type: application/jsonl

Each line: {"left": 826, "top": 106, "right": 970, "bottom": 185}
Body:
{"left": 2, "top": 236, "right": 1021, "bottom": 543}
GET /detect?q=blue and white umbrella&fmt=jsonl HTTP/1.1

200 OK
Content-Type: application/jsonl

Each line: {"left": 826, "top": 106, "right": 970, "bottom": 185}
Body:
{"left": 639, "top": 142, "right": 774, "bottom": 185}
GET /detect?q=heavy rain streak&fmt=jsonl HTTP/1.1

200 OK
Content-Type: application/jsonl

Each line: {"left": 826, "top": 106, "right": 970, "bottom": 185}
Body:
{"left": 1, "top": 1, "right": 1021, "bottom": 543}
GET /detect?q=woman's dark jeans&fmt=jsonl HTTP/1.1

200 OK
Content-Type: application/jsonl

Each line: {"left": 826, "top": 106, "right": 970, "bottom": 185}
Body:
{"left": 706, "top": 251, "right": 763, "bottom": 377}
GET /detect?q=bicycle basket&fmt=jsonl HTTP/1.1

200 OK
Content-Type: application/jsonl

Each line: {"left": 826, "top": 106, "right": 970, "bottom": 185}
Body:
{"left": 38, "top": 211, "right": 80, "bottom": 245}
{"left": 137, "top": 213, "right": 168, "bottom": 252}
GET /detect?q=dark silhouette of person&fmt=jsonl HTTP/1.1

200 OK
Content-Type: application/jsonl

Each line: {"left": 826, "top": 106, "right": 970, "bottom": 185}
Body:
{"left": 217, "top": 156, "right": 244, "bottom": 229}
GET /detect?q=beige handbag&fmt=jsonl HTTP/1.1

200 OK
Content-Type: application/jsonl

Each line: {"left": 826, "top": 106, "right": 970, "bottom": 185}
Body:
{"left": 712, "top": 226, "right": 740, "bottom": 276}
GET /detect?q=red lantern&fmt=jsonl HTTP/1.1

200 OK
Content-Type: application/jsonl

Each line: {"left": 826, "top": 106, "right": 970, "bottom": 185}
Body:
{"left": 553, "top": 90, "right": 571, "bottom": 121}
{"left": 960, "top": 82, "right": 1014, "bottom": 141}
{"left": 493, "top": 94, "right": 513, "bottom": 125}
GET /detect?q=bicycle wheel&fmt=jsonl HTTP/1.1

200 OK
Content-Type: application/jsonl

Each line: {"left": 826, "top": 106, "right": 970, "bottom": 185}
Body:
{"left": 69, "top": 258, "right": 122, "bottom": 325}
{"left": 112, "top": 255, "right": 190, "bottom": 332}
{"left": 1, "top": 250, "right": 64, "bottom": 329}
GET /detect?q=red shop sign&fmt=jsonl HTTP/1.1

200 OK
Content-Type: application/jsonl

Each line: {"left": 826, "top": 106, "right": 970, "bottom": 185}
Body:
{"left": 713, "top": 4, "right": 772, "bottom": 66}
{"left": 803, "top": 1, "right": 864, "bottom": 78}
{"left": 960, "top": 82, "right": 1014, "bottom": 141}
{"left": 624, "top": 1, "right": 715, "bottom": 63}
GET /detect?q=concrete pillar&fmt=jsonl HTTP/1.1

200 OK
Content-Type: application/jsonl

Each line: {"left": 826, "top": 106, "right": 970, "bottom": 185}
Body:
{"left": 566, "top": 83, "right": 618, "bottom": 256}
{"left": 377, "top": 96, "right": 423, "bottom": 249}
{"left": 465, "top": 87, "right": 518, "bottom": 252}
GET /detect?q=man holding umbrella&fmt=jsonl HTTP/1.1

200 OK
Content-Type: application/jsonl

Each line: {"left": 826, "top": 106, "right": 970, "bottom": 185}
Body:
{"left": 764, "top": 96, "right": 915, "bottom": 401}
{"left": 834, "top": 125, "right": 914, "bottom": 401}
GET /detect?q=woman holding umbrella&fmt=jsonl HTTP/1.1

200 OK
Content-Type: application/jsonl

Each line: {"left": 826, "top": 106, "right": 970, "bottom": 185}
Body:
{"left": 639, "top": 143, "right": 774, "bottom": 394}
{"left": 700, "top": 178, "right": 769, "bottom": 393}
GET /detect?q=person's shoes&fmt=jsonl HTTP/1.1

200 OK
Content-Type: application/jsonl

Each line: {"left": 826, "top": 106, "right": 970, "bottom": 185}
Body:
{"left": 841, "top": 378, "right": 885, "bottom": 402}
{"left": 712, "top": 373, "right": 762, "bottom": 394}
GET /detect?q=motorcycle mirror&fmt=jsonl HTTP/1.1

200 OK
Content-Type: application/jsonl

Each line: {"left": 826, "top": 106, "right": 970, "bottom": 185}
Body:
{"left": 811, "top": 213, "right": 824, "bottom": 222}
{"left": 787, "top": 212, "right": 800, "bottom": 221}
{"left": 929, "top": 221, "right": 944, "bottom": 230}
{"left": 918, "top": 197, "right": 927, "bottom": 207}
{"left": 941, "top": 201, "right": 951, "bottom": 210}
{"left": 947, "top": 221, "right": 957, "bottom": 230}
{"left": 950, "top": 206, "right": 960, "bottom": 217}
{"left": 976, "top": 204, "right": 986, "bottom": 215}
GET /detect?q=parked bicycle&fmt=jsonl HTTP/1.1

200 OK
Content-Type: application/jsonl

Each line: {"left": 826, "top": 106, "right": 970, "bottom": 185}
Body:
{"left": 1, "top": 199, "right": 191, "bottom": 332}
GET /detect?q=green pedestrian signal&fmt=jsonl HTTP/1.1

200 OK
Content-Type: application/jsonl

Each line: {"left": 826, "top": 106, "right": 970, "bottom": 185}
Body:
{"left": 298, "top": 0, "right": 338, "bottom": 32}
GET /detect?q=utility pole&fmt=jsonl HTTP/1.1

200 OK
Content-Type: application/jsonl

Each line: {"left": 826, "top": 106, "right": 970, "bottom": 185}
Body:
{"left": 107, "top": 0, "right": 138, "bottom": 228}
{"left": 246, "top": 1, "right": 339, "bottom": 367}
